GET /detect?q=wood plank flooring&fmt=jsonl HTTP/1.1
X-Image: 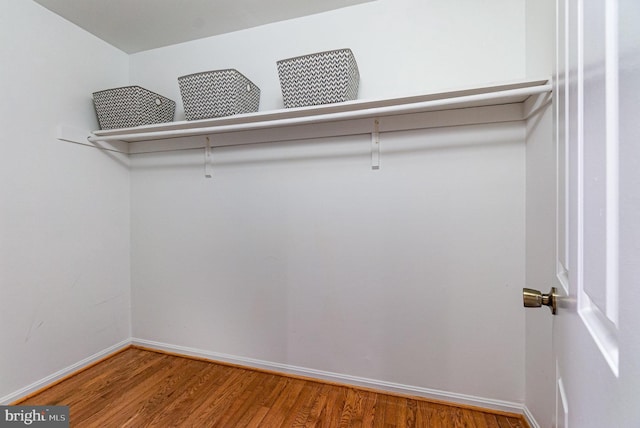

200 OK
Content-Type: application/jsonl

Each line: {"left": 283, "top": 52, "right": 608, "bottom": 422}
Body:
{"left": 18, "top": 347, "right": 528, "bottom": 428}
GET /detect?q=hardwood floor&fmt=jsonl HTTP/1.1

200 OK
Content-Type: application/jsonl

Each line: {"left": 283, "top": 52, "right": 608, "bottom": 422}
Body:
{"left": 18, "top": 347, "right": 528, "bottom": 427}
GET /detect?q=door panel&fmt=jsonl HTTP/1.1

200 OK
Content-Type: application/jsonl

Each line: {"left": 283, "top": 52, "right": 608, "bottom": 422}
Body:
{"left": 581, "top": 0, "right": 618, "bottom": 326}
{"left": 551, "top": 1, "right": 640, "bottom": 426}
{"left": 556, "top": 373, "right": 568, "bottom": 428}
{"left": 553, "top": 0, "right": 623, "bottom": 426}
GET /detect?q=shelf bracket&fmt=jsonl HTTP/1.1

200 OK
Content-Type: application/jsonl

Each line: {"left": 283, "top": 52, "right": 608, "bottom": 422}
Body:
{"left": 205, "top": 136, "right": 213, "bottom": 178}
{"left": 57, "top": 125, "right": 128, "bottom": 154}
{"left": 371, "top": 119, "right": 380, "bottom": 170}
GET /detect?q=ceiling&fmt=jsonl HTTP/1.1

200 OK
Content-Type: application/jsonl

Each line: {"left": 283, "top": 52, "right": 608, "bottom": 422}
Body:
{"left": 33, "top": 0, "right": 375, "bottom": 54}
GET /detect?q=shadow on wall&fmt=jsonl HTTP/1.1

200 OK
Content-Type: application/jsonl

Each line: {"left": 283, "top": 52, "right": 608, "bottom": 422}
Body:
{"left": 127, "top": 122, "right": 523, "bottom": 172}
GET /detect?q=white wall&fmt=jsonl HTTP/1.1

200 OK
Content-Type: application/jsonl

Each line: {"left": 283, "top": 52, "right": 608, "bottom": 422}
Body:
{"left": 129, "top": 0, "right": 528, "bottom": 403}
{"left": 130, "top": 0, "right": 526, "bottom": 117}
{"left": 0, "top": 1, "right": 130, "bottom": 402}
{"left": 131, "top": 123, "right": 527, "bottom": 402}
{"left": 524, "top": 0, "right": 556, "bottom": 425}
{"left": 523, "top": 104, "right": 555, "bottom": 427}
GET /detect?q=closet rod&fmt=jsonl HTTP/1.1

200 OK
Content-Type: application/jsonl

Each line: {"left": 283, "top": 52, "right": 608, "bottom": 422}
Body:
{"left": 88, "top": 84, "right": 552, "bottom": 144}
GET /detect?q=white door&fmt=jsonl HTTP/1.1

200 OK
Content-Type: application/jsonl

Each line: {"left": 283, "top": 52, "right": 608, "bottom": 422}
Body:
{"left": 553, "top": 0, "right": 640, "bottom": 426}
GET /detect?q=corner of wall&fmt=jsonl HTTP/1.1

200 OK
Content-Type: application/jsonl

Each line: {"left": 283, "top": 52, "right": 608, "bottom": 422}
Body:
{"left": 523, "top": 0, "right": 557, "bottom": 423}
{"left": 0, "top": 0, "right": 133, "bottom": 401}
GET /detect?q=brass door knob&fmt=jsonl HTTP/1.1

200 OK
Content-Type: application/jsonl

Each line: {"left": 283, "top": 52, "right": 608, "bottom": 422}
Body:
{"left": 523, "top": 287, "right": 557, "bottom": 314}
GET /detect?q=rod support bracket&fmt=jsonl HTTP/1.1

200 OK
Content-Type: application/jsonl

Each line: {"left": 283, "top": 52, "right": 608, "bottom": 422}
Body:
{"left": 205, "top": 136, "right": 213, "bottom": 178}
{"left": 371, "top": 119, "right": 380, "bottom": 170}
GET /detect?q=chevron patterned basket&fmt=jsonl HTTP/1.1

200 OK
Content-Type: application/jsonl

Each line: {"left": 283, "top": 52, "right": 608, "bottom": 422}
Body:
{"left": 277, "top": 48, "right": 359, "bottom": 108}
{"left": 92, "top": 86, "right": 176, "bottom": 130}
{"left": 178, "top": 69, "right": 261, "bottom": 120}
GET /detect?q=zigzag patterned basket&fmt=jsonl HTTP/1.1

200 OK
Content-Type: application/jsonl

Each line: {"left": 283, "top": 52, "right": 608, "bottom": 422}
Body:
{"left": 92, "top": 86, "right": 176, "bottom": 130}
{"left": 277, "top": 48, "right": 360, "bottom": 108}
{"left": 178, "top": 69, "right": 261, "bottom": 120}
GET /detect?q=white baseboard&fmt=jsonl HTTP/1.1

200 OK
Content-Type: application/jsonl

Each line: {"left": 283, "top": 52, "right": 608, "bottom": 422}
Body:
{"left": 523, "top": 405, "right": 541, "bottom": 428}
{"left": 4, "top": 336, "right": 533, "bottom": 423}
{"left": 0, "top": 339, "right": 131, "bottom": 405}
{"left": 132, "top": 337, "right": 526, "bottom": 417}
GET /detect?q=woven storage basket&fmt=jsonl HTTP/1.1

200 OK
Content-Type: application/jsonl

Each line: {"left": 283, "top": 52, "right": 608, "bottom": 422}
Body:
{"left": 178, "top": 69, "right": 260, "bottom": 120}
{"left": 92, "top": 86, "right": 175, "bottom": 130}
{"left": 277, "top": 48, "right": 359, "bottom": 108}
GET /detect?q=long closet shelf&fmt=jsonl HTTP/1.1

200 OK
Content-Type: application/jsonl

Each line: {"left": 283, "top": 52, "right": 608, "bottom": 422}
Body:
{"left": 88, "top": 78, "right": 551, "bottom": 145}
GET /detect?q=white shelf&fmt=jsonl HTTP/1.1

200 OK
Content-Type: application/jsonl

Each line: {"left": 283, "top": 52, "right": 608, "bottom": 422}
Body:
{"left": 87, "top": 78, "right": 551, "bottom": 147}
